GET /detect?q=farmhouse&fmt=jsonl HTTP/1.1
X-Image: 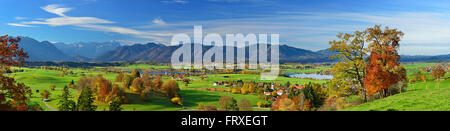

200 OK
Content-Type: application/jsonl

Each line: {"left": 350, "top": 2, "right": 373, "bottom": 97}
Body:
{"left": 213, "top": 81, "right": 229, "bottom": 86}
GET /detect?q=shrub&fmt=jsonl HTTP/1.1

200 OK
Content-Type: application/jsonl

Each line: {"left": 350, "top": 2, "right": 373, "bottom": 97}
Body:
{"left": 40, "top": 90, "right": 51, "bottom": 99}
{"left": 231, "top": 88, "right": 241, "bottom": 94}
{"left": 171, "top": 97, "right": 183, "bottom": 106}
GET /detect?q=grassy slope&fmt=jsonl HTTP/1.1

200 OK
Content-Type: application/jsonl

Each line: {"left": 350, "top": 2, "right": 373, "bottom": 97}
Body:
{"left": 343, "top": 79, "right": 449, "bottom": 111}
{"left": 344, "top": 63, "right": 449, "bottom": 111}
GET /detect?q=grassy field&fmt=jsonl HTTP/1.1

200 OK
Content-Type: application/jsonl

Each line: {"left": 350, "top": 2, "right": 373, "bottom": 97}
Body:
{"left": 11, "top": 66, "right": 315, "bottom": 111}
{"left": 8, "top": 62, "right": 448, "bottom": 111}
{"left": 343, "top": 63, "right": 449, "bottom": 111}
{"left": 343, "top": 79, "right": 449, "bottom": 111}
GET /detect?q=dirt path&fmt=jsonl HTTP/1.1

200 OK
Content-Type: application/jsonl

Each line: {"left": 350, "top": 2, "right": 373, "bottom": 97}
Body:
{"left": 42, "top": 100, "right": 57, "bottom": 111}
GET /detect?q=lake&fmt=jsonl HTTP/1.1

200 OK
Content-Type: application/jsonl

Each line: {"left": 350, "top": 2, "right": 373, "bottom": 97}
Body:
{"left": 285, "top": 73, "right": 333, "bottom": 80}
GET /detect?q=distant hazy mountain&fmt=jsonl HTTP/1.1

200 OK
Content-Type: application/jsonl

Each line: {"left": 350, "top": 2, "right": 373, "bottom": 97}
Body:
{"left": 64, "top": 55, "right": 92, "bottom": 62}
{"left": 18, "top": 37, "right": 68, "bottom": 61}
{"left": 400, "top": 54, "right": 450, "bottom": 62}
{"left": 95, "top": 43, "right": 332, "bottom": 63}
{"left": 54, "top": 41, "right": 121, "bottom": 58}
{"left": 95, "top": 43, "right": 180, "bottom": 62}
{"left": 13, "top": 36, "right": 449, "bottom": 63}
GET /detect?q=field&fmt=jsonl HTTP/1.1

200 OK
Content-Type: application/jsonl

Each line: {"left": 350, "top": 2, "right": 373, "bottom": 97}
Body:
{"left": 344, "top": 63, "right": 450, "bottom": 111}
{"left": 8, "top": 62, "right": 449, "bottom": 111}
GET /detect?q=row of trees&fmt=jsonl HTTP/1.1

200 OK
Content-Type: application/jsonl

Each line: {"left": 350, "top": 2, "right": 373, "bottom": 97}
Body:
{"left": 272, "top": 82, "right": 328, "bottom": 111}
{"left": 116, "top": 69, "right": 182, "bottom": 105}
{"left": 58, "top": 85, "right": 121, "bottom": 111}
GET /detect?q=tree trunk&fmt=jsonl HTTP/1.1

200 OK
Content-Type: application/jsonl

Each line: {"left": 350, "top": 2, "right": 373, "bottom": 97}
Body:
{"left": 355, "top": 66, "right": 367, "bottom": 102}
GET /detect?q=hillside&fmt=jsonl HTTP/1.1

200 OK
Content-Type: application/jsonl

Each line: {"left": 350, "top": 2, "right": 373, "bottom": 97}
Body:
{"left": 18, "top": 37, "right": 68, "bottom": 61}
{"left": 13, "top": 36, "right": 450, "bottom": 63}
{"left": 95, "top": 43, "right": 331, "bottom": 63}
{"left": 343, "top": 79, "right": 449, "bottom": 111}
{"left": 54, "top": 41, "right": 121, "bottom": 58}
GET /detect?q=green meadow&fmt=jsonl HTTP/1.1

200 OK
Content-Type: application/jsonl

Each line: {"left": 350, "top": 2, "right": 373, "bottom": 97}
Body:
{"left": 8, "top": 62, "right": 449, "bottom": 111}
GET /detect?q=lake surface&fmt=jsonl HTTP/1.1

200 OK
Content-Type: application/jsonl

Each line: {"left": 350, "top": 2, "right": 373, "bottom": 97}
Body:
{"left": 285, "top": 73, "right": 333, "bottom": 80}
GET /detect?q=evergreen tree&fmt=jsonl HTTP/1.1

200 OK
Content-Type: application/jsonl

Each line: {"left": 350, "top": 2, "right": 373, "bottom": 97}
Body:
{"left": 58, "top": 86, "right": 76, "bottom": 111}
{"left": 302, "top": 83, "right": 326, "bottom": 110}
{"left": 77, "top": 87, "right": 97, "bottom": 111}
{"left": 109, "top": 99, "right": 122, "bottom": 111}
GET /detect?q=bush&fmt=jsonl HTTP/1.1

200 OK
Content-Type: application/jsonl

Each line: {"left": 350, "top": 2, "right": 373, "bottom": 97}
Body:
{"left": 40, "top": 90, "right": 51, "bottom": 99}
{"left": 171, "top": 97, "right": 183, "bottom": 106}
{"left": 231, "top": 88, "right": 241, "bottom": 94}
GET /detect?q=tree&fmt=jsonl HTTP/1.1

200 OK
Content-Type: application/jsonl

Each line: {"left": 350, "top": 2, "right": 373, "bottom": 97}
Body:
{"left": 197, "top": 103, "right": 218, "bottom": 111}
{"left": 218, "top": 96, "right": 238, "bottom": 111}
{"left": 130, "top": 77, "right": 145, "bottom": 94}
{"left": 153, "top": 75, "right": 163, "bottom": 89}
{"left": 58, "top": 86, "right": 76, "bottom": 111}
{"left": 432, "top": 64, "right": 446, "bottom": 88}
{"left": 364, "top": 25, "right": 407, "bottom": 97}
{"left": 257, "top": 101, "right": 263, "bottom": 108}
{"left": 115, "top": 72, "right": 124, "bottom": 82}
{"left": 302, "top": 83, "right": 327, "bottom": 110}
{"left": 40, "top": 90, "right": 51, "bottom": 99}
{"left": 0, "top": 35, "right": 31, "bottom": 111}
{"left": 238, "top": 98, "right": 252, "bottom": 111}
{"left": 271, "top": 95, "right": 297, "bottom": 111}
{"left": 329, "top": 30, "right": 368, "bottom": 101}
{"left": 121, "top": 75, "right": 133, "bottom": 89}
{"left": 50, "top": 84, "right": 56, "bottom": 91}
{"left": 131, "top": 69, "right": 140, "bottom": 78}
{"left": 161, "top": 80, "right": 180, "bottom": 98}
{"left": 241, "top": 83, "right": 249, "bottom": 94}
{"left": 171, "top": 97, "right": 183, "bottom": 106}
{"left": 77, "top": 87, "right": 97, "bottom": 111}
{"left": 421, "top": 74, "right": 428, "bottom": 89}
{"left": 109, "top": 99, "right": 122, "bottom": 111}
{"left": 142, "top": 72, "right": 153, "bottom": 88}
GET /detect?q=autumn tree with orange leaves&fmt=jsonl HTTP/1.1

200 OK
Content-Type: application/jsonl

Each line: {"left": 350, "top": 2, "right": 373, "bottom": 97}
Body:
{"left": 432, "top": 64, "right": 446, "bottom": 88}
{"left": 0, "top": 35, "right": 35, "bottom": 111}
{"left": 363, "top": 25, "right": 407, "bottom": 98}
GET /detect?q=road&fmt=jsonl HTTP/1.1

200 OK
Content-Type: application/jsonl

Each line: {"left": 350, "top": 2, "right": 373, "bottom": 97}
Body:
{"left": 42, "top": 100, "right": 57, "bottom": 111}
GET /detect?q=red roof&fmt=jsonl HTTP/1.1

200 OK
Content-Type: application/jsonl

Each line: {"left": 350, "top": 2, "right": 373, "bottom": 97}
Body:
{"left": 294, "top": 85, "right": 305, "bottom": 89}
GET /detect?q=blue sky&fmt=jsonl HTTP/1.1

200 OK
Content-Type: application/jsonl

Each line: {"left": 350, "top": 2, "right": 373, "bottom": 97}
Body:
{"left": 1, "top": 0, "right": 449, "bottom": 55}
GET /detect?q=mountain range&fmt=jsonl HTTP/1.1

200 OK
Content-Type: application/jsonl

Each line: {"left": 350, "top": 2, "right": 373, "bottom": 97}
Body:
{"left": 15, "top": 37, "right": 449, "bottom": 63}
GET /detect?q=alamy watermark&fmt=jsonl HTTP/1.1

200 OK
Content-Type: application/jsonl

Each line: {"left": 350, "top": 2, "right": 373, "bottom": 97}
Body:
{"left": 170, "top": 26, "right": 279, "bottom": 80}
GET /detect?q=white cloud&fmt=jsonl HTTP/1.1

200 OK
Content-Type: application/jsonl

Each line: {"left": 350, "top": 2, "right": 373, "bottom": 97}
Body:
{"left": 9, "top": 4, "right": 171, "bottom": 43}
{"left": 152, "top": 18, "right": 166, "bottom": 25}
{"left": 161, "top": 0, "right": 188, "bottom": 4}
{"left": 41, "top": 4, "right": 72, "bottom": 16}
{"left": 14, "top": 17, "right": 27, "bottom": 20}
{"left": 7, "top": 23, "right": 35, "bottom": 27}
{"left": 207, "top": 0, "right": 241, "bottom": 3}
{"left": 22, "top": 17, "right": 113, "bottom": 26}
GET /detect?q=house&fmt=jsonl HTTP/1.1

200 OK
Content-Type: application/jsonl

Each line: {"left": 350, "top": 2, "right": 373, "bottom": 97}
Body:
{"left": 264, "top": 92, "right": 272, "bottom": 96}
{"left": 277, "top": 90, "right": 284, "bottom": 96}
{"left": 294, "top": 85, "right": 305, "bottom": 90}
{"left": 213, "top": 81, "right": 225, "bottom": 86}
{"left": 213, "top": 81, "right": 230, "bottom": 86}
